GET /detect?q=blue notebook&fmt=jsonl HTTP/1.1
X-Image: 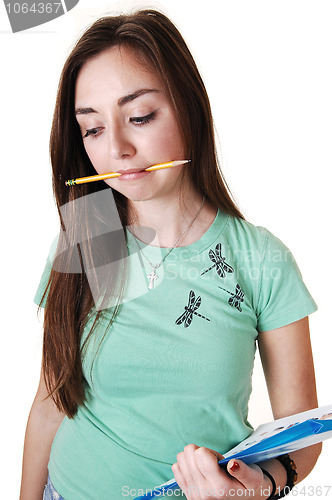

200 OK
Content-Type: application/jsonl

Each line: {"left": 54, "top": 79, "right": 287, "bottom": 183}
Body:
{"left": 134, "top": 404, "right": 332, "bottom": 499}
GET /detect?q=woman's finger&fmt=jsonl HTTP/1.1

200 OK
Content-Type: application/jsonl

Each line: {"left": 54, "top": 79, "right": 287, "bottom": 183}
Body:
{"left": 226, "top": 459, "right": 263, "bottom": 491}
{"left": 171, "top": 461, "right": 189, "bottom": 494}
{"left": 192, "top": 447, "right": 227, "bottom": 481}
{"left": 176, "top": 444, "right": 205, "bottom": 485}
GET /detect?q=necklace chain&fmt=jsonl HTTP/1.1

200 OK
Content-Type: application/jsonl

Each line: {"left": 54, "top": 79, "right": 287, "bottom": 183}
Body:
{"left": 132, "top": 195, "right": 206, "bottom": 289}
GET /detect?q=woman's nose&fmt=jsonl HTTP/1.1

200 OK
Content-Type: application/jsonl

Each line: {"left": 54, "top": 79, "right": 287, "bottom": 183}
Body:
{"left": 107, "top": 128, "right": 136, "bottom": 159}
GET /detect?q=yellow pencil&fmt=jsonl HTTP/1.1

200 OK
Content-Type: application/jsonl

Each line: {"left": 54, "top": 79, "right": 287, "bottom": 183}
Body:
{"left": 65, "top": 160, "right": 190, "bottom": 186}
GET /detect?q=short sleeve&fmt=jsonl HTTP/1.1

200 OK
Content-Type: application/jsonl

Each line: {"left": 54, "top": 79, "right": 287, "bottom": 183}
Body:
{"left": 33, "top": 235, "right": 59, "bottom": 308}
{"left": 255, "top": 229, "right": 317, "bottom": 332}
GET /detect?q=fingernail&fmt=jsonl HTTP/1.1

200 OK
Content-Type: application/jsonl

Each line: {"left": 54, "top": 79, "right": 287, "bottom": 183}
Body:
{"left": 229, "top": 461, "right": 240, "bottom": 472}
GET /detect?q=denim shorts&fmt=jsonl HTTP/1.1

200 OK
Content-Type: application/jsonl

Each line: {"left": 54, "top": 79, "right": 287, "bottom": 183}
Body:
{"left": 43, "top": 473, "right": 65, "bottom": 500}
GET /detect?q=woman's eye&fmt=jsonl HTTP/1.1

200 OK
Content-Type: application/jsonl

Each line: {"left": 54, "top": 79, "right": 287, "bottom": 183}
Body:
{"left": 82, "top": 112, "right": 157, "bottom": 139}
{"left": 83, "top": 127, "right": 103, "bottom": 139}
{"left": 130, "top": 111, "right": 156, "bottom": 126}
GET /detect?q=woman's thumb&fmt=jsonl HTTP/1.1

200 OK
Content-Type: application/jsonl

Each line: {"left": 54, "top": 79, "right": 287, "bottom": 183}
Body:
{"left": 227, "top": 459, "right": 263, "bottom": 491}
{"left": 227, "top": 459, "right": 241, "bottom": 476}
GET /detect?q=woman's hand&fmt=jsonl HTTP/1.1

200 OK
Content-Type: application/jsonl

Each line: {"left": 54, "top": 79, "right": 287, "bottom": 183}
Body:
{"left": 171, "top": 444, "right": 270, "bottom": 500}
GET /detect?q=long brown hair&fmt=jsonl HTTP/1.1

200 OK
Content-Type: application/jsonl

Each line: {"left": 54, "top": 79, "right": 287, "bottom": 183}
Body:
{"left": 41, "top": 9, "right": 244, "bottom": 418}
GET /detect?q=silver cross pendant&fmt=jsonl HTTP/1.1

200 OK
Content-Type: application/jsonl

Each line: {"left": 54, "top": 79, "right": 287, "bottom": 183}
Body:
{"left": 147, "top": 269, "right": 159, "bottom": 289}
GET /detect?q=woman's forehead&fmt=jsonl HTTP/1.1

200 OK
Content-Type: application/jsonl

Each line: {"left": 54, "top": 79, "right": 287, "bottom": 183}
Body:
{"left": 75, "top": 46, "right": 162, "bottom": 99}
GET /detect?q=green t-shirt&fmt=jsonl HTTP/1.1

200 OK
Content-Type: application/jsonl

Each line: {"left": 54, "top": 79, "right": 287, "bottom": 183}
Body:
{"left": 34, "top": 209, "right": 317, "bottom": 499}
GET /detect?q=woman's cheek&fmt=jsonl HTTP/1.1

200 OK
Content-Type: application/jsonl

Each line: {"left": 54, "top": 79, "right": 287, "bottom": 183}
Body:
{"left": 146, "top": 128, "right": 182, "bottom": 159}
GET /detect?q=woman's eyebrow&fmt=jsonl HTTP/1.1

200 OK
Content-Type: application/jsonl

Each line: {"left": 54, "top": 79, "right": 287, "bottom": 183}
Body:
{"left": 75, "top": 107, "right": 97, "bottom": 116}
{"left": 75, "top": 89, "right": 160, "bottom": 116}
{"left": 118, "top": 88, "right": 160, "bottom": 106}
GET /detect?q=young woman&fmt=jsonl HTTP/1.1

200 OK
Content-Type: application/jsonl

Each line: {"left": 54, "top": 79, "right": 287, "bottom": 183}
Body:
{"left": 20, "top": 10, "right": 321, "bottom": 500}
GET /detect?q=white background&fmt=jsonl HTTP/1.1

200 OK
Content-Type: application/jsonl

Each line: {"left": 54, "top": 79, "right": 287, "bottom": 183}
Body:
{"left": 1, "top": 0, "right": 331, "bottom": 498}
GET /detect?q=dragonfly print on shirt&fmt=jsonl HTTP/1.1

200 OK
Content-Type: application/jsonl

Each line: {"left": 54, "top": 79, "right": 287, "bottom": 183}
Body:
{"left": 219, "top": 284, "right": 245, "bottom": 312}
{"left": 175, "top": 290, "right": 210, "bottom": 328}
{"left": 201, "top": 243, "right": 234, "bottom": 278}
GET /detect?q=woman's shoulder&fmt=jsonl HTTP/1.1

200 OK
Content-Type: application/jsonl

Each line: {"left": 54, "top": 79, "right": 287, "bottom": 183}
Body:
{"left": 222, "top": 211, "right": 289, "bottom": 257}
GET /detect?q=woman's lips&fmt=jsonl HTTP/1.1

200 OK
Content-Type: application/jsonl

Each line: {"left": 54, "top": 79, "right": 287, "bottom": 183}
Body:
{"left": 117, "top": 170, "right": 151, "bottom": 181}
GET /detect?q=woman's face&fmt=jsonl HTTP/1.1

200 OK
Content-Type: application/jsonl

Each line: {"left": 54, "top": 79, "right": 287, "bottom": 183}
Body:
{"left": 75, "top": 46, "right": 187, "bottom": 202}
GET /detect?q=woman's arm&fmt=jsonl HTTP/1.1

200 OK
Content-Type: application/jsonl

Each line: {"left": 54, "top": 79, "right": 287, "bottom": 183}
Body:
{"left": 19, "top": 361, "right": 65, "bottom": 500}
{"left": 257, "top": 315, "right": 322, "bottom": 487}
{"left": 171, "top": 316, "right": 322, "bottom": 499}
